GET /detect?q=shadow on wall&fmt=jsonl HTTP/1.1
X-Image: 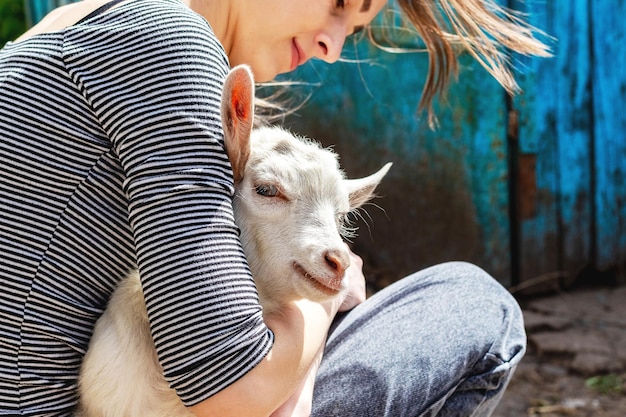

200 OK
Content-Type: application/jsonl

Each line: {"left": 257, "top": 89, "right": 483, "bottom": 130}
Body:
{"left": 341, "top": 141, "right": 483, "bottom": 293}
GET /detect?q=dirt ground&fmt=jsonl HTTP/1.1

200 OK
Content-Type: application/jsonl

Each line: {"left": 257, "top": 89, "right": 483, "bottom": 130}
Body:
{"left": 494, "top": 352, "right": 626, "bottom": 417}
{"left": 492, "top": 285, "right": 626, "bottom": 417}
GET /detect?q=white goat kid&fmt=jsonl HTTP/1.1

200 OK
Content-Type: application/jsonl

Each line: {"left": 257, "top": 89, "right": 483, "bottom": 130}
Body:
{"left": 78, "top": 65, "right": 391, "bottom": 417}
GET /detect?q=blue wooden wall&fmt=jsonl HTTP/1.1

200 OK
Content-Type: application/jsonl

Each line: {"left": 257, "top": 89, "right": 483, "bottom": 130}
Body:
{"left": 511, "top": 0, "right": 594, "bottom": 285}
{"left": 591, "top": 1, "right": 626, "bottom": 273}
{"left": 25, "top": 0, "right": 626, "bottom": 288}
{"left": 511, "top": 0, "right": 626, "bottom": 286}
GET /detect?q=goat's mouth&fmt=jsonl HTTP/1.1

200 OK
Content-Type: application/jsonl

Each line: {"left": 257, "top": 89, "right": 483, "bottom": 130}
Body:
{"left": 293, "top": 263, "right": 342, "bottom": 296}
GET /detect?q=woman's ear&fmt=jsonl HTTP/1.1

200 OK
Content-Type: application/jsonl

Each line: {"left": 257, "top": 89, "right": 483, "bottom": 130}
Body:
{"left": 221, "top": 65, "right": 255, "bottom": 182}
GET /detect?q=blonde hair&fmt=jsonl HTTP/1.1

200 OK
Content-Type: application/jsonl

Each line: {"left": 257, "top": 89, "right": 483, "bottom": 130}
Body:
{"left": 384, "top": 0, "right": 551, "bottom": 122}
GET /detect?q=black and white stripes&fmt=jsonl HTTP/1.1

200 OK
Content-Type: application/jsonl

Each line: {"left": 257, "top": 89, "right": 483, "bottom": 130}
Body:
{"left": 0, "top": 0, "right": 272, "bottom": 414}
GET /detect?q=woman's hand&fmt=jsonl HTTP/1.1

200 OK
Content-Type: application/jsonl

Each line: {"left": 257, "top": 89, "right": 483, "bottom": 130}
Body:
{"left": 338, "top": 247, "right": 366, "bottom": 312}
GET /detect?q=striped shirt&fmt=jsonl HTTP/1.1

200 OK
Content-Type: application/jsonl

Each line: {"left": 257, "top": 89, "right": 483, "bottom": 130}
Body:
{"left": 0, "top": 0, "right": 273, "bottom": 414}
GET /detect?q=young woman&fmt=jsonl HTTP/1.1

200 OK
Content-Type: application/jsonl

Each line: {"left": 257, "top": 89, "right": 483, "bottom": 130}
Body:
{"left": 0, "top": 0, "right": 548, "bottom": 416}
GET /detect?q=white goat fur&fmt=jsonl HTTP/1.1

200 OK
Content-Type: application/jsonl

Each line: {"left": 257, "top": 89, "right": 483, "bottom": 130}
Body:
{"left": 78, "top": 65, "right": 391, "bottom": 417}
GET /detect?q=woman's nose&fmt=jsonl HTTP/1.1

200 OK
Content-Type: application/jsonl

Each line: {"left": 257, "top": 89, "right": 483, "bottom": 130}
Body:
{"left": 313, "top": 25, "right": 346, "bottom": 63}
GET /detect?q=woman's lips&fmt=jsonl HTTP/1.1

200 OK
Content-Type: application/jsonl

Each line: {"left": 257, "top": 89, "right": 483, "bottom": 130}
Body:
{"left": 290, "top": 39, "right": 305, "bottom": 71}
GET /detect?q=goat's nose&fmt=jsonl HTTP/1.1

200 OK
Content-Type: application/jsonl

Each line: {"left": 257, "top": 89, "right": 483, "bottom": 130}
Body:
{"left": 324, "top": 249, "right": 350, "bottom": 279}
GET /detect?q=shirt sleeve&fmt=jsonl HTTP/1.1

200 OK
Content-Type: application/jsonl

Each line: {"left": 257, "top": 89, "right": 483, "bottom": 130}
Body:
{"left": 62, "top": 2, "right": 273, "bottom": 405}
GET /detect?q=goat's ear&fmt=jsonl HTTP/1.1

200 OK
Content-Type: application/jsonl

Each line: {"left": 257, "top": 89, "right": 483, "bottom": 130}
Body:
{"left": 345, "top": 162, "right": 392, "bottom": 210}
{"left": 221, "top": 65, "right": 254, "bottom": 182}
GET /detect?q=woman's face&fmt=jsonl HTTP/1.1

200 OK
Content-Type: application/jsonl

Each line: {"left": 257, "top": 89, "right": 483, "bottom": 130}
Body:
{"left": 229, "top": 0, "right": 387, "bottom": 81}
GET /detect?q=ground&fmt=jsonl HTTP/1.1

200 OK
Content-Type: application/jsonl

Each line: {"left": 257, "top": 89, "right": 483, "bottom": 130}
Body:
{"left": 494, "top": 352, "right": 626, "bottom": 417}
{"left": 492, "top": 285, "right": 626, "bottom": 417}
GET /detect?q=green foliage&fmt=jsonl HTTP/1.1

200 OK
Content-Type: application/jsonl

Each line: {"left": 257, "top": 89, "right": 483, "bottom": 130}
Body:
{"left": 585, "top": 374, "right": 624, "bottom": 395}
{"left": 0, "top": 0, "right": 27, "bottom": 47}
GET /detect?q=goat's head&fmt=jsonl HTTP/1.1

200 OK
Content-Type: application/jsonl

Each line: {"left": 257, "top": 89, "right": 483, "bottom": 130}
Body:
{"left": 221, "top": 65, "right": 391, "bottom": 311}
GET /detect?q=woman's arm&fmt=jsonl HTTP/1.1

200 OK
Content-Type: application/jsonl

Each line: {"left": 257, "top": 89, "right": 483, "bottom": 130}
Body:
{"left": 189, "top": 299, "right": 339, "bottom": 417}
{"left": 268, "top": 337, "right": 324, "bottom": 417}
{"left": 191, "top": 249, "right": 366, "bottom": 417}
{"left": 260, "top": 307, "right": 327, "bottom": 417}
{"left": 64, "top": 4, "right": 275, "bottom": 406}
{"left": 193, "top": 248, "right": 363, "bottom": 417}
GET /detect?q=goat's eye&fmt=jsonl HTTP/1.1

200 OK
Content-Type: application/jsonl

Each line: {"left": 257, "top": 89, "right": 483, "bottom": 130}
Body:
{"left": 255, "top": 184, "right": 279, "bottom": 197}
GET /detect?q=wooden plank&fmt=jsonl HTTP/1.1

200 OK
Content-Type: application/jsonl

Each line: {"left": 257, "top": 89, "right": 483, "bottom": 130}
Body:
{"left": 510, "top": 0, "right": 593, "bottom": 287}
{"left": 509, "top": 0, "right": 561, "bottom": 285}
{"left": 590, "top": 0, "right": 626, "bottom": 272}
{"left": 554, "top": 0, "right": 593, "bottom": 282}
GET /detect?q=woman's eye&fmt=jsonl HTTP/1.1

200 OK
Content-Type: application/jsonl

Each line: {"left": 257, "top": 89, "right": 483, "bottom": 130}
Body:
{"left": 255, "top": 184, "right": 279, "bottom": 197}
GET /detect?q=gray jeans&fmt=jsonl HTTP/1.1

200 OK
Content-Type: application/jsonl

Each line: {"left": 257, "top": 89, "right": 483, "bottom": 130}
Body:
{"left": 312, "top": 262, "right": 526, "bottom": 417}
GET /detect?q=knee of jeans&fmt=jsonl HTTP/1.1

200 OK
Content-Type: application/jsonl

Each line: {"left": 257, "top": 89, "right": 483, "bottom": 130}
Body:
{"left": 369, "top": 260, "right": 526, "bottom": 364}
{"left": 434, "top": 261, "right": 527, "bottom": 362}
{"left": 478, "top": 281, "right": 526, "bottom": 365}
